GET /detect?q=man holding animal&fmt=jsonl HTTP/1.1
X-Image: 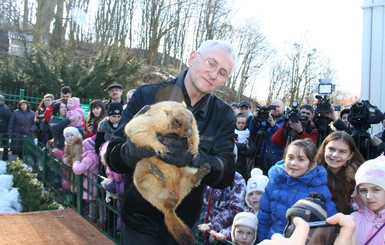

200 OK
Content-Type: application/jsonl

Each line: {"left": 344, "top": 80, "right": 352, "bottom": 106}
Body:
{"left": 103, "top": 40, "right": 237, "bottom": 244}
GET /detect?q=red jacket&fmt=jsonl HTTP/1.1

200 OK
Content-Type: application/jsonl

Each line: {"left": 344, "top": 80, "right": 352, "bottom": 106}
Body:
{"left": 272, "top": 121, "right": 318, "bottom": 146}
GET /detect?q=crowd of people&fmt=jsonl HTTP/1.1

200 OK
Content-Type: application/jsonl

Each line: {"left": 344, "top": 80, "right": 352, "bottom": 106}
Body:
{"left": 0, "top": 39, "right": 385, "bottom": 245}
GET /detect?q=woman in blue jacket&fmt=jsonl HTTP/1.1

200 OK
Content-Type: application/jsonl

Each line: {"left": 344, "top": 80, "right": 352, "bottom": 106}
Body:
{"left": 257, "top": 139, "right": 337, "bottom": 242}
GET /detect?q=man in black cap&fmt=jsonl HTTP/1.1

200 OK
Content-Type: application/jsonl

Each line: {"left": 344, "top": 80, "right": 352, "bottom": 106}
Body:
{"left": 0, "top": 95, "right": 12, "bottom": 161}
{"left": 239, "top": 100, "right": 252, "bottom": 128}
{"left": 104, "top": 83, "right": 127, "bottom": 109}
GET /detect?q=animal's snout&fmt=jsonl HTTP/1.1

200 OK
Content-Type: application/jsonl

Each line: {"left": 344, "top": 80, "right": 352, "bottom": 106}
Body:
{"left": 185, "top": 128, "right": 192, "bottom": 137}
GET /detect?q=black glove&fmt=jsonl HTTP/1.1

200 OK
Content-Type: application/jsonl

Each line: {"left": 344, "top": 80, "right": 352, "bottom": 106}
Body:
{"left": 157, "top": 133, "right": 194, "bottom": 167}
{"left": 120, "top": 137, "right": 156, "bottom": 166}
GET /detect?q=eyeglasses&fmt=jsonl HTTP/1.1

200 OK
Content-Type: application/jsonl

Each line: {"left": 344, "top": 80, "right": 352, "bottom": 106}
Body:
{"left": 196, "top": 52, "right": 230, "bottom": 81}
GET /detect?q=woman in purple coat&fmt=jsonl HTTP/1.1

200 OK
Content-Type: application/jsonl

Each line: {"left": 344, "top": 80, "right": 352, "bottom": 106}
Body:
{"left": 8, "top": 100, "right": 37, "bottom": 158}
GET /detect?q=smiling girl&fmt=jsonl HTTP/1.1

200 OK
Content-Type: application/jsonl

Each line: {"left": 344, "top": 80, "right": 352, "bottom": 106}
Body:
{"left": 351, "top": 157, "right": 385, "bottom": 245}
{"left": 257, "top": 139, "right": 337, "bottom": 242}
{"left": 315, "top": 131, "right": 365, "bottom": 213}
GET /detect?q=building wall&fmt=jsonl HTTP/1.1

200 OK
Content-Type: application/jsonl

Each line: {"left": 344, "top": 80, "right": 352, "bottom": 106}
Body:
{"left": 361, "top": 0, "right": 385, "bottom": 134}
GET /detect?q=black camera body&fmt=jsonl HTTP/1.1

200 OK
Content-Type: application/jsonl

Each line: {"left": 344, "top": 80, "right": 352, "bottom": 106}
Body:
{"left": 256, "top": 105, "right": 276, "bottom": 122}
{"left": 286, "top": 101, "right": 308, "bottom": 123}
{"left": 348, "top": 100, "right": 383, "bottom": 129}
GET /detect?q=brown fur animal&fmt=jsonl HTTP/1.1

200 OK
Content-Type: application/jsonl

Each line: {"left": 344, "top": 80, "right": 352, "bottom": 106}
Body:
{"left": 124, "top": 101, "right": 210, "bottom": 245}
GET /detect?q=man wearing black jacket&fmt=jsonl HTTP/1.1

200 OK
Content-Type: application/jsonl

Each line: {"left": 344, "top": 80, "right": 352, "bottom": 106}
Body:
{"left": 104, "top": 40, "right": 237, "bottom": 244}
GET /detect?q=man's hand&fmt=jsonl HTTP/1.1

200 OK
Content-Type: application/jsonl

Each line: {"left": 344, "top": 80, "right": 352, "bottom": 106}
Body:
{"left": 371, "top": 136, "right": 383, "bottom": 146}
{"left": 258, "top": 217, "right": 309, "bottom": 245}
{"left": 157, "top": 134, "right": 194, "bottom": 167}
{"left": 288, "top": 121, "right": 303, "bottom": 133}
{"left": 268, "top": 115, "right": 276, "bottom": 128}
{"left": 326, "top": 213, "right": 356, "bottom": 245}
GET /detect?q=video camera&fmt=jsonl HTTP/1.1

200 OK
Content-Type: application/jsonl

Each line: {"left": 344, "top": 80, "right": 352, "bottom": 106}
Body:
{"left": 314, "top": 79, "right": 340, "bottom": 114}
{"left": 256, "top": 105, "right": 276, "bottom": 122}
{"left": 286, "top": 100, "right": 308, "bottom": 123}
{"left": 348, "top": 100, "right": 383, "bottom": 129}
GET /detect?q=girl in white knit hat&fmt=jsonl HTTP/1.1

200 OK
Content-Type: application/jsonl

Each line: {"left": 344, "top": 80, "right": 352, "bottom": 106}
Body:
{"left": 245, "top": 168, "right": 269, "bottom": 215}
{"left": 231, "top": 212, "right": 258, "bottom": 245}
{"left": 351, "top": 155, "right": 385, "bottom": 245}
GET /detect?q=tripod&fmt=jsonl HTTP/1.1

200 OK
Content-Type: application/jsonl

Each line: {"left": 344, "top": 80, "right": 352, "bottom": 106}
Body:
{"left": 315, "top": 116, "right": 332, "bottom": 147}
{"left": 250, "top": 120, "right": 271, "bottom": 174}
{"left": 351, "top": 126, "right": 373, "bottom": 160}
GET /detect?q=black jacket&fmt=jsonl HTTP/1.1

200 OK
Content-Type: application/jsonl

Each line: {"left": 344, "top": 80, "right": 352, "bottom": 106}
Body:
{"left": 106, "top": 69, "right": 235, "bottom": 237}
{"left": 0, "top": 103, "right": 12, "bottom": 133}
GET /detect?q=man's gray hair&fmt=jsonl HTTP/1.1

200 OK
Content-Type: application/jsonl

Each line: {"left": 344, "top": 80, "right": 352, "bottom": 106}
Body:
{"left": 197, "top": 40, "right": 238, "bottom": 75}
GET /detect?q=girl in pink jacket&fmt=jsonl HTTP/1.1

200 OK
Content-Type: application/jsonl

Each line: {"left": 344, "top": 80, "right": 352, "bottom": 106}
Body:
{"left": 351, "top": 155, "right": 385, "bottom": 245}
{"left": 66, "top": 97, "right": 84, "bottom": 132}
{"left": 73, "top": 136, "right": 99, "bottom": 221}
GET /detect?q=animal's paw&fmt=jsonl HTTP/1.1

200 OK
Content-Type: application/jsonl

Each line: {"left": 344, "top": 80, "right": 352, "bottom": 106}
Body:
{"left": 195, "top": 163, "right": 211, "bottom": 182}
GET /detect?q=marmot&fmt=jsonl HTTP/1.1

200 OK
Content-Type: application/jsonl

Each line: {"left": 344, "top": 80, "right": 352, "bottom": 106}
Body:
{"left": 124, "top": 101, "right": 210, "bottom": 245}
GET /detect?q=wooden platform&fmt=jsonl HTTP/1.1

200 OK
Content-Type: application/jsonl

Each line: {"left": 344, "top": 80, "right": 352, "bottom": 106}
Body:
{"left": 0, "top": 209, "right": 114, "bottom": 245}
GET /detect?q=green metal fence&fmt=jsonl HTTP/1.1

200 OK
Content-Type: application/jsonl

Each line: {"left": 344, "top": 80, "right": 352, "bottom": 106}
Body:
{"left": 5, "top": 136, "right": 124, "bottom": 244}
{"left": 3, "top": 137, "right": 228, "bottom": 245}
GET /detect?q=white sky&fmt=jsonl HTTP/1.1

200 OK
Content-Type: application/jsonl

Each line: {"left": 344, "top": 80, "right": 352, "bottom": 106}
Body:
{"left": 233, "top": 0, "right": 363, "bottom": 101}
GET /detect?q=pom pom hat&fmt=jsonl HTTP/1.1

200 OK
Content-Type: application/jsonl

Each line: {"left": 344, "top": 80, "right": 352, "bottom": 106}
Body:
{"left": 83, "top": 138, "right": 95, "bottom": 151}
{"left": 245, "top": 168, "right": 269, "bottom": 208}
{"left": 352, "top": 156, "right": 385, "bottom": 209}
{"left": 231, "top": 212, "right": 258, "bottom": 245}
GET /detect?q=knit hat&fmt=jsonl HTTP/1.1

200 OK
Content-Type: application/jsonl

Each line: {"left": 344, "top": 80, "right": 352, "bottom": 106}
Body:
{"left": 63, "top": 127, "right": 80, "bottom": 137}
{"left": 284, "top": 192, "right": 327, "bottom": 238}
{"left": 82, "top": 137, "right": 95, "bottom": 151}
{"left": 245, "top": 168, "right": 269, "bottom": 208}
{"left": 352, "top": 156, "right": 385, "bottom": 209}
{"left": 108, "top": 102, "right": 123, "bottom": 116}
{"left": 231, "top": 212, "right": 258, "bottom": 244}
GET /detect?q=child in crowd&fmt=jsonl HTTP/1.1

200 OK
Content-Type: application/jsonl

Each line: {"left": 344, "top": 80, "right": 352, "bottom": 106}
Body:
{"left": 197, "top": 171, "right": 246, "bottom": 244}
{"left": 101, "top": 166, "right": 126, "bottom": 232}
{"left": 66, "top": 97, "right": 85, "bottom": 135}
{"left": 234, "top": 113, "right": 251, "bottom": 180}
{"left": 85, "top": 99, "right": 107, "bottom": 138}
{"left": 351, "top": 156, "right": 385, "bottom": 245}
{"left": 62, "top": 127, "right": 83, "bottom": 204}
{"left": 72, "top": 136, "right": 99, "bottom": 221}
{"left": 315, "top": 131, "right": 365, "bottom": 213}
{"left": 231, "top": 212, "right": 258, "bottom": 245}
{"left": 257, "top": 139, "right": 337, "bottom": 242}
{"left": 283, "top": 192, "right": 329, "bottom": 241}
{"left": 95, "top": 102, "right": 123, "bottom": 154}
{"left": 245, "top": 168, "right": 269, "bottom": 215}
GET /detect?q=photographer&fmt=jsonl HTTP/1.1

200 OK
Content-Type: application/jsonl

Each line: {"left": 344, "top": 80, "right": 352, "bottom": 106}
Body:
{"left": 249, "top": 99, "right": 286, "bottom": 175}
{"left": 272, "top": 104, "right": 318, "bottom": 146}
{"left": 370, "top": 116, "right": 385, "bottom": 155}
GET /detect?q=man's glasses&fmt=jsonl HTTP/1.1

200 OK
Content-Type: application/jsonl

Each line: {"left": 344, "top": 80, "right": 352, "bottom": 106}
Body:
{"left": 196, "top": 52, "right": 230, "bottom": 81}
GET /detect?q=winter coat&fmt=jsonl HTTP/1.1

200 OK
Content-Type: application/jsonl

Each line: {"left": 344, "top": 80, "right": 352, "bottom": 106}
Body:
{"left": 351, "top": 206, "right": 385, "bottom": 245}
{"left": 67, "top": 98, "right": 84, "bottom": 128}
{"left": 272, "top": 121, "right": 318, "bottom": 146}
{"left": 7, "top": 109, "right": 36, "bottom": 152}
{"left": 49, "top": 116, "right": 71, "bottom": 150}
{"left": 73, "top": 150, "right": 99, "bottom": 201}
{"left": 95, "top": 117, "right": 119, "bottom": 154}
{"left": 257, "top": 160, "right": 337, "bottom": 242}
{"left": 105, "top": 68, "right": 236, "bottom": 239}
{"left": 0, "top": 103, "right": 12, "bottom": 133}
{"left": 249, "top": 117, "right": 285, "bottom": 174}
{"left": 198, "top": 172, "right": 246, "bottom": 240}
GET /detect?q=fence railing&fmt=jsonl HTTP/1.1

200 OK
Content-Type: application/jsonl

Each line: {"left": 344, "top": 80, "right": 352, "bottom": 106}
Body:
{"left": 2, "top": 137, "right": 221, "bottom": 245}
